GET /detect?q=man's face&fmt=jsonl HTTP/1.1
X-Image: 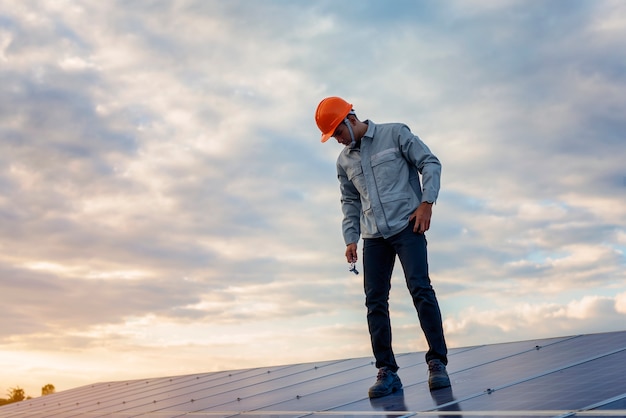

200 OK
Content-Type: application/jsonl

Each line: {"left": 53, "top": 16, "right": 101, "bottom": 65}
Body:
{"left": 332, "top": 122, "right": 352, "bottom": 146}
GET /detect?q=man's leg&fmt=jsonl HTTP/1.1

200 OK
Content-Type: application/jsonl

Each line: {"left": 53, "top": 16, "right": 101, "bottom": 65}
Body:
{"left": 392, "top": 226, "right": 448, "bottom": 365}
{"left": 363, "top": 237, "right": 398, "bottom": 371}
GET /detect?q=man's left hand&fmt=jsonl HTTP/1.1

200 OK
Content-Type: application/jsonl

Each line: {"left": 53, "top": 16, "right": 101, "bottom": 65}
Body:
{"left": 409, "top": 202, "right": 433, "bottom": 233}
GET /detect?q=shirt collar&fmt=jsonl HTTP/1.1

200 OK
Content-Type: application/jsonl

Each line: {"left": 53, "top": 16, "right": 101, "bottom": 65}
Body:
{"left": 363, "top": 120, "right": 376, "bottom": 139}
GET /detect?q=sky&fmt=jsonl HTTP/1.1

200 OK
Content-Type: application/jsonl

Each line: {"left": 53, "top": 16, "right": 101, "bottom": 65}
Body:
{"left": 1, "top": 0, "right": 625, "bottom": 398}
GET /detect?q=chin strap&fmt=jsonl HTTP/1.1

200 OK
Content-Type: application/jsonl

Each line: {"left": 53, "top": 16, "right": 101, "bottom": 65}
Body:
{"left": 344, "top": 117, "right": 357, "bottom": 149}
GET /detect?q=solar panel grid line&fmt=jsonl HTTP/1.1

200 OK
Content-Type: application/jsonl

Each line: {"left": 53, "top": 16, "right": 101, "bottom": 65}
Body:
{"left": 91, "top": 369, "right": 297, "bottom": 415}
{"left": 580, "top": 393, "right": 626, "bottom": 411}
{"left": 1, "top": 369, "right": 264, "bottom": 418}
{"left": 594, "top": 394, "right": 626, "bottom": 411}
{"left": 119, "top": 358, "right": 378, "bottom": 416}
{"left": 162, "top": 359, "right": 381, "bottom": 416}
{"left": 1, "top": 381, "right": 131, "bottom": 416}
{"left": 0, "top": 384, "right": 117, "bottom": 418}
{"left": 439, "top": 334, "right": 626, "bottom": 410}
{"left": 267, "top": 346, "right": 507, "bottom": 415}
{"left": 93, "top": 362, "right": 336, "bottom": 416}
{"left": 574, "top": 393, "right": 626, "bottom": 415}
{"left": 282, "top": 363, "right": 468, "bottom": 412}
{"left": 421, "top": 393, "right": 462, "bottom": 412}
{"left": 312, "top": 366, "right": 425, "bottom": 413}
{"left": 442, "top": 335, "right": 583, "bottom": 377}
{"left": 71, "top": 375, "right": 230, "bottom": 416}
{"left": 106, "top": 376, "right": 295, "bottom": 415}
{"left": 376, "top": 339, "right": 583, "bottom": 413}
{"left": 302, "top": 337, "right": 620, "bottom": 414}
{"left": 252, "top": 342, "right": 555, "bottom": 415}
{"left": 291, "top": 361, "right": 437, "bottom": 415}
{"left": 249, "top": 377, "right": 380, "bottom": 415}
{"left": 230, "top": 347, "right": 500, "bottom": 416}
{"left": 445, "top": 344, "right": 626, "bottom": 404}
{"left": 333, "top": 334, "right": 626, "bottom": 415}
{"left": 435, "top": 335, "right": 578, "bottom": 385}
{"left": 449, "top": 350, "right": 626, "bottom": 413}
{"left": 46, "top": 373, "right": 240, "bottom": 418}
{"left": 9, "top": 374, "right": 223, "bottom": 417}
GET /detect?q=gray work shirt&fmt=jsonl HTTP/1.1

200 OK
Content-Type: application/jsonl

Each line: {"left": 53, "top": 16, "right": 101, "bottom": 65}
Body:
{"left": 337, "top": 120, "right": 441, "bottom": 244}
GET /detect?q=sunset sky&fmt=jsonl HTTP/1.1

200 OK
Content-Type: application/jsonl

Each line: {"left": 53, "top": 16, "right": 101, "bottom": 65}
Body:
{"left": 1, "top": 0, "right": 625, "bottom": 398}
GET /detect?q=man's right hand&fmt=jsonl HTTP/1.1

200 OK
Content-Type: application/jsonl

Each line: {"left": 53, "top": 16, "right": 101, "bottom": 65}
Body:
{"left": 345, "top": 243, "right": 358, "bottom": 263}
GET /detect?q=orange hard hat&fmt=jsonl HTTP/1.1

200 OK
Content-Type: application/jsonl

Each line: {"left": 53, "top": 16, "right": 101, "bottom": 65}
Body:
{"left": 315, "top": 96, "right": 353, "bottom": 143}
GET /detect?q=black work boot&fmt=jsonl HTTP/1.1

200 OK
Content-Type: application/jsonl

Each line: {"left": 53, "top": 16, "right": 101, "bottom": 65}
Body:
{"left": 428, "top": 359, "right": 451, "bottom": 390}
{"left": 368, "top": 367, "right": 403, "bottom": 398}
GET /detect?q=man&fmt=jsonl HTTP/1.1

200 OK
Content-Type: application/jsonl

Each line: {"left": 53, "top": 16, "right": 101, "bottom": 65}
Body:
{"left": 314, "top": 96, "right": 450, "bottom": 398}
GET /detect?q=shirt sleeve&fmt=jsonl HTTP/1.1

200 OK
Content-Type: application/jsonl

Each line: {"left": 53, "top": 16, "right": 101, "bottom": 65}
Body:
{"left": 397, "top": 124, "right": 441, "bottom": 204}
{"left": 337, "top": 162, "right": 362, "bottom": 245}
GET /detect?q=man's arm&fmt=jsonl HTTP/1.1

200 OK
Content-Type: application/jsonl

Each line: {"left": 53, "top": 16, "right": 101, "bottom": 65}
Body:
{"left": 397, "top": 125, "right": 441, "bottom": 233}
{"left": 398, "top": 125, "right": 441, "bottom": 205}
{"left": 338, "top": 163, "right": 361, "bottom": 260}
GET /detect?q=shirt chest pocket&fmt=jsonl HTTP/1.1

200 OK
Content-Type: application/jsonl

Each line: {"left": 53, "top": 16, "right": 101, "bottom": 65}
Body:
{"left": 346, "top": 164, "right": 366, "bottom": 194}
{"left": 370, "top": 148, "right": 408, "bottom": 196}
{"left": 370, "top": 148, "right": 402, "bottom": 166}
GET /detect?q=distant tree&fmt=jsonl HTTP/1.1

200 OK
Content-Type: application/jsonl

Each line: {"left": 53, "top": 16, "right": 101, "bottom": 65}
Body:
{"left": 7, "top": 386, "right": 25, "bottom": 403}
{"left": 41, "top": 384, "right": 56, "bottom": 396}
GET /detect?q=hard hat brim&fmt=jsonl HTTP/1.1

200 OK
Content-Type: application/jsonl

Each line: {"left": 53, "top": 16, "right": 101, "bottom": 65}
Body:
{"left": 321, "top": 132, "right": 333, "bottom": 143}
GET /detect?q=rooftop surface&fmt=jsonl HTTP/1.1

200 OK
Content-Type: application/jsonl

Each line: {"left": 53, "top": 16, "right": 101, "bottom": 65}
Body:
{"left": 2, "top": 330, "right": 625, "bottom": 417}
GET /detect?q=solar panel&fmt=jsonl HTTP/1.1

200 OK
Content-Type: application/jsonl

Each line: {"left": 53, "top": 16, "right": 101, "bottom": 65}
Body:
{"left": 1, "top": 330, "right": 625, "bottom": 417}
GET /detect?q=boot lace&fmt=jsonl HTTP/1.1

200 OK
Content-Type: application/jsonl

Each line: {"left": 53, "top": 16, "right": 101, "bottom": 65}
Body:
{"left": 376, "top": 367, "right": 390, "bottom": 380}
{"left": 429, "top": 360, "right": 445, "bottom": 372}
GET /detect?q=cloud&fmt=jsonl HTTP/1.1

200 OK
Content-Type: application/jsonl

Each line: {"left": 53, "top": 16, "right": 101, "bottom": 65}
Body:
{"left": 444, "top": 293, "right": 626, "bottom": 347}
{"left": 616, "top": 292, "right": 626, "bottom": 314}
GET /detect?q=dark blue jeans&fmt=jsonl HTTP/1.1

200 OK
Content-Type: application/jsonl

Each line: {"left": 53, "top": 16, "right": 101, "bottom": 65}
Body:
{"left": 363, "top": 221, "right": 448, "bottom": 372}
